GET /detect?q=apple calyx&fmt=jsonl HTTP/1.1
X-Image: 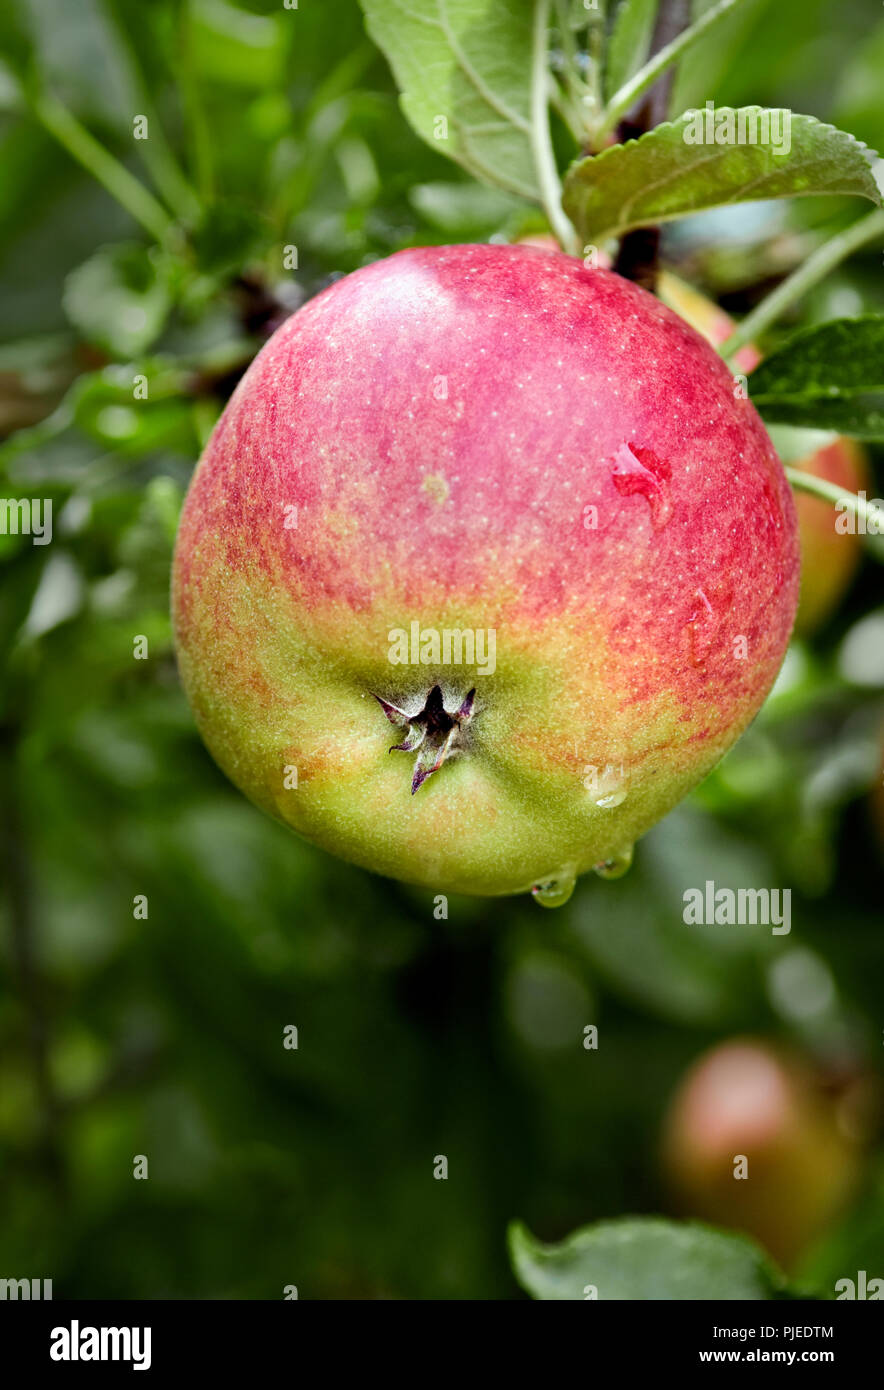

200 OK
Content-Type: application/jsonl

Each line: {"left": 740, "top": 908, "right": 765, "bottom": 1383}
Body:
{"left": 374, "top": 684, "right": 476, "bottom": 794}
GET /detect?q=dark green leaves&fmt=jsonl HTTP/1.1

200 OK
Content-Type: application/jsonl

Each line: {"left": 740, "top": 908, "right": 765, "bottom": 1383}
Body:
{"left": 358, "top": 0, "right": 539, "bottom": 199}
{"left": 509, "top": 1217, "right": 789, "bottom": 1300}
{"left": 568, "top": 806, "right": 775, "bottom": 1026}
{"left": 190, "top": 200, "right": 268, "bottom": 277}
{"left": 63, "top": 244, "right": 173, "bottom": 358}
{"left": 563, "top": 111, "right": 881, "bottom": 244}
{"left": 187, "top": 0, "right": 286, "bottom": 89}
{"left": 750, "top": 316, "right": 884, "bottom": 439}
{"left": 408, "top": 181, "right": 529, "bottom": 236}
{"left": 22, "top": 0, "right": 141, "bottom": 130}
{"left": 604, "top": 0, "right": 658, "bottom": 102}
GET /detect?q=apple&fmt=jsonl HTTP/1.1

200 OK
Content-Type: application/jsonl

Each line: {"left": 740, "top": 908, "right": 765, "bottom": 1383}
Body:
{"left": 767, "top": 427, "right": 869, "bottom": 636}
{"left": 661, "top": 1039, "right": 861, "bottom": 1267}
{"left": 658, "top": 271, "right": 869, "bottom": 636}
{"left": 656, "top": 270, "right": 762, "bottom": 375}
{"left": 172, "top": 243, "right": 799, "bottom": 900}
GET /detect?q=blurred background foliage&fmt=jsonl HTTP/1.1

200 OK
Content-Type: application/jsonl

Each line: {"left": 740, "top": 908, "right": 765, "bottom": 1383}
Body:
{"left": 0, "top": 0, "right": 882, "bottom": 1299}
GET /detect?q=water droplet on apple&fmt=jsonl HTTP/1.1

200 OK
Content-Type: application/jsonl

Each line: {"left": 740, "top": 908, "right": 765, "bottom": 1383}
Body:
{"left": 595, "top": 786, "right": 627, "bottom": 809}
{"left": 611, "top": 443, "right": 673, "bottom": 528}
{"left": 531, "top": 865, "right": 577, "bottom": 908}
{"left": 586, "top": 762, "right": 627, "bottom": 807}
{"left": 593, "top": 845, "right": 634, "bottom": 879}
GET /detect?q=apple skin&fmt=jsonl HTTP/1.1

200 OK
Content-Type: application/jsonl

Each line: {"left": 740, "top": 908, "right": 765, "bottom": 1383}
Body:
{"left": 657, "top": 271, "right": 869, "bottom": 636}
{"left": 656, "top": 270, "right": 762, "bottom": 375}
{"left": 172, "top": 243, "right": 799, "bottom": 897}
{"left": 662, "top": 1039, "right": 860, "bottom": 1268}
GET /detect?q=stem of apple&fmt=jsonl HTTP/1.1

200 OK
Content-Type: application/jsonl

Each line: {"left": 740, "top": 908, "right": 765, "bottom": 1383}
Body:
{"left": 613, "top": 0, "right": 689, "bottom": 290}
{"left": 531, "top": 0, "right": 580, "bottom": 255}
{"left": 785, "top": 467, "right": 884, "bottom": 531}
{"left": 721, "top": 207, "right": 884, "bottom": 362}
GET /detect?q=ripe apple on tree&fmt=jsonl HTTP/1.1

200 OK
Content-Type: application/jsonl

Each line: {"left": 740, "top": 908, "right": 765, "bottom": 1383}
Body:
{"left": 173, "top": 243, "right": 799, "bottom": 902}
{"left": 171, "top": 0, "right": 882, "bottom": 904}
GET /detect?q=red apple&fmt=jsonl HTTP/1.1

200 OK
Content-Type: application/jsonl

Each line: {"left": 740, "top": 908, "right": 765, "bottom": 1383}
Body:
{"left": 656, "top": 270, "right": 762, "bottom": 375}
{"left": 662, "top": 1039, "right": 861, "bottom": 1267}
{"left": 172, "top": 244, "right": 798, "bottom": 899}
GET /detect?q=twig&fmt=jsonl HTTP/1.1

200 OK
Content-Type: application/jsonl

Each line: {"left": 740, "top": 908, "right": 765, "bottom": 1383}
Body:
{"left": 597, "top": 0, "right": 751, "bottom": 143}
{"left": 531, "top": 0, "right": 579, "bottom": 253}
{"left": 721, "top": 208, "right": 884, "bottom": 361}
{"left": 785, "top": 468, "right": 884, "bottom": 532}
{"left": 613, "top": 0, "right": 690, "bottom": 289}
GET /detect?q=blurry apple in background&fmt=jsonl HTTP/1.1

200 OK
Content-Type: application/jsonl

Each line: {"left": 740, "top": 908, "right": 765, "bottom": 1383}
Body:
{"left": 765, "top": 426, "right": 870, "bottom": 636}
{"left": 661, "top": 1039, "right": 862, "bottom": 1269}
{"left": 514, "top": 233, "right": 568, "bottom": 251}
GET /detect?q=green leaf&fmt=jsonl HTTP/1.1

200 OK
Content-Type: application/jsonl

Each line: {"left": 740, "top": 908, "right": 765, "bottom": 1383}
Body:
{"left": 62, "top": 244, "right": 172, "bottom": 358}
{"left": 750, "top": 316, "right": 884, "bottom": 439}
{"left": 0, "top": 122, "right": 71, "bottom": 255}
{"left": 23, "top": 0, "right": 141, "bottom": 130}
{"left": 189, "top": 0, "right": 286, "bottom": 89}
{"left": 604, "top": 0, "right": 658, "bottom": 102}
{"left": 0, "top": 55, "right": 24, "bottom": 112}
{"left": 358, "top": 0, "right": 539, "bottom": 199}
{"left": 509, "top": 1217, "right": 789, "bottom": 1300}
{"left": 409, "top": 180, "right": 529, "bottom": 234}
{"left": 569, "top": 806, "right": 777, "bottom": 1027}
{"left": 831, "top": 18, "right": 884, "bottom": 155}
{"left": 563, "top": 110, "right": 881, "bottom": 244}
{"left": 190, "top": 199, "right": 268, "bottom": 277}
{"left": 670, "top": 0, "right": 770, "bottom": 116}
{"left": 0, "top": 550, "right": 45, "bottom": 674}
